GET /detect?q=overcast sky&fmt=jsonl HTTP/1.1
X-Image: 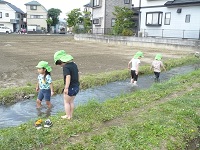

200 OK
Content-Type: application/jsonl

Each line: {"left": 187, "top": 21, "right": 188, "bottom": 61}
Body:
{"left": 5, "top": 0, "right": 90, "bottom": 19}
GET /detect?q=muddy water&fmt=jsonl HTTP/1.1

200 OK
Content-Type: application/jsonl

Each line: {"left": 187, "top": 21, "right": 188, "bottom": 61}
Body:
{"left": 0, "top": 65, "right": 197, "bottom": 128}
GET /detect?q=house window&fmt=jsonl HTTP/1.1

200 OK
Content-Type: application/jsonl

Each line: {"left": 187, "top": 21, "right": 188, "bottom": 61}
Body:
{"left": 5, "top": 13, "right": 9, "bottom": 17}
{"left": 17, "top": 14, "right": 20, "bottom": 18}
{"left": 30, "top": 5, "right": 37, "bottom": 10}
{"left": 146, "top": 12, "right": 163, "bottom": 26}
{"left": 0, "top": 12, "right": 2, "bottom": 18}
{"left": 30, "top": 15, "right": 44, "bottom": 19}
{"left": 93, "top": 0, "right": 100, "bottom": 7}
{"left": 93, "top": 18, "right": 100, "bottom": 25}
{"left": 111, "top": 18, "right": 116, "bottom": 27}
{"left": 185, "top": 14, "right": 190, "bottom": 23}
{"left": 124, "top": 0, "right": 130, "bottom": 4}
{"left": 164, "top": 12, "right": 171, "bottom": 25}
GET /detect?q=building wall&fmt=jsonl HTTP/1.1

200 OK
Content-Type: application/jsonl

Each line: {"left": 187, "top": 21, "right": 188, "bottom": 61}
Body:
{"left": 92, "top": 0, "right": 133, "bottom": 34}
{"left": 92, "top": 0, "right": 106, "bottom": 33}
{"left": 26, "top": 5, "right": 47, "bottom": 31}
{"left": 105, "top": 0, "right": 132, "bottom": 29}
{"left": 140, "top": 1, "right": 200, "bottom": 38}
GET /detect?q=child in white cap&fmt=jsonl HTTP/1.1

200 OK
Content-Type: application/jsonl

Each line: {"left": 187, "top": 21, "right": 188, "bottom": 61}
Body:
{"left": 150, "top": 54, "right": 166, "bottom": 82}
{"left": 54, "top": 50, "right": 79, "bottom": 120}
{"left": 128, "top": 51, "right": 144, "bottom": 86}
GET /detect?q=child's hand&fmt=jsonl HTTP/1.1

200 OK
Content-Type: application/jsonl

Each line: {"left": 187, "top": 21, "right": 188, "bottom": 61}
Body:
{"left": 64, "top": 88, "right": 68, "bottom": 95}
{"left": 36, "top": 87, "right": 39, "bottom": 92}
{"left": 51, "top": 91, "right": 54, "bottom": 96}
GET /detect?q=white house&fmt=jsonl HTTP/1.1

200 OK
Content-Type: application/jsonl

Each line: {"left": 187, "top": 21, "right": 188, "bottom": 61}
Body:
{"left": 139, "top": 0, "right": 200, "bottom": 39}
{"left": 0, "top": 0, "right": 25, "bottom": 32}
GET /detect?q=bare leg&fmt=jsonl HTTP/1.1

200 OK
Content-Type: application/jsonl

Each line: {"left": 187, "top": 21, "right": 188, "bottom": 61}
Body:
{"left": 131, "top": 79, "right": 134, "bottom": 83}
{"left": 36, "top": 99, "right": 42, "bottom": 108}
{"left": 45, "top": 101, "right": 52, "bottom": 109}
{"left": 62, "top": 94, "right": 75, "bottom": 119}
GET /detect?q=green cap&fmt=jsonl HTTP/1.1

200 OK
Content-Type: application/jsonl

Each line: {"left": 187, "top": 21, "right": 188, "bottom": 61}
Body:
{"left": 36, "top": 61, "right": 52, "bottom": 72}
{"left": 54, "top": 50, "right": 73, "bottom": 64}
{"left": 134, "top": 51, "right": 144, "bottom": 59}
{"left": 155, "top": 54, "right": 162, "bottom": 60}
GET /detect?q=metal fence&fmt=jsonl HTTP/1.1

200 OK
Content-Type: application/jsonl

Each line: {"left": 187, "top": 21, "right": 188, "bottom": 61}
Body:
{"left": 76, "top": 28, "right": 200, "bottom": 39}
{"left": 75, "top": 28, "right": 114, "bottom": 35}
{"left": 141, "top": 29, "right": 200, "bottom": 39}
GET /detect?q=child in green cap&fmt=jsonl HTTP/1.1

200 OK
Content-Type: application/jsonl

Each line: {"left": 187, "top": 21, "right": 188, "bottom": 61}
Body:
{"left": 36, "top": 61, "right": 54, "bottom": 108}
{"left": 128, "top": 51, "right": 144, "bottom": 86}
{"left": 54, "top": 50, "right": 79, "bottom": 120}
{"left": 150, "top": 54, "right": 166, "bottom": 82}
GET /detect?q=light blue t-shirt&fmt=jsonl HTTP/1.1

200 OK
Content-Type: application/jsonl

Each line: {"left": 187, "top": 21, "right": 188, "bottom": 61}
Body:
{"left": 38, "top": 74, "right": 52, "bottom": 89}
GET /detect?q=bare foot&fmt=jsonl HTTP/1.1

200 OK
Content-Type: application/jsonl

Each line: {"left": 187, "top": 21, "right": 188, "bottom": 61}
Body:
{"left": 61, "top": 115, "right": 71, "bottom": 120}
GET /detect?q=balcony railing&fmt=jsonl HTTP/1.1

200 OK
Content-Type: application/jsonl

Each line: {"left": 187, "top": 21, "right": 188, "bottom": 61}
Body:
{"left": 10, "top": 19, "right": 19, "bottom": 24}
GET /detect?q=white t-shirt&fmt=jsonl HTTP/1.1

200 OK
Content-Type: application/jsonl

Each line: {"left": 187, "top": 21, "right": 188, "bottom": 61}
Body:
{"left": 131, "top": 58, "right": 140, "bottom": 70}
{"left": 151, "top": 60, "right": 164, "bottom": 72}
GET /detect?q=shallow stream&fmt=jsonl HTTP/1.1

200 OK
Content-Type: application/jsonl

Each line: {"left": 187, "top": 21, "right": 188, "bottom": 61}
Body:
{"left": 0, "top": 65, "right": 197, "bottom": 128}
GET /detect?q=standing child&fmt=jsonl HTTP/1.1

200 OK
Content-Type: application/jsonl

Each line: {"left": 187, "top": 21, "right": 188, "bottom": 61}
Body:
{"left": 36, "top": 61, "right": 54, "bottom": 108}
{"left": 128, "top": 51, "right": 144, "bottom": 86}
{"left": 54, "top": 50, "right": 79, "bottom": 120}
{"left": 150, "top": 54, "right": 166, "bottom": 82}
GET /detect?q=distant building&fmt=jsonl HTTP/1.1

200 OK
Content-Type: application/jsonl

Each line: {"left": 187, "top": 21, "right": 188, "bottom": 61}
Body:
{"left": 0, "top": 0, "right": 25, "bottom": 32}
{"left": 25, "top": 0, "right": 47, "bottom": 33}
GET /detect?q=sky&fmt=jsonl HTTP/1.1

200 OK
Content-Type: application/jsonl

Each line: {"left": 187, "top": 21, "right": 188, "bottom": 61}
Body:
{"left": 5, "top": 0, "right": 90, "bottom": 19}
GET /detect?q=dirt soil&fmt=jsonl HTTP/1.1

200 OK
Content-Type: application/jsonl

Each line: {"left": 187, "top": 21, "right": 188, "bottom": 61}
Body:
{"left": 0, "top": 34, "right": 195, "bottom": 88}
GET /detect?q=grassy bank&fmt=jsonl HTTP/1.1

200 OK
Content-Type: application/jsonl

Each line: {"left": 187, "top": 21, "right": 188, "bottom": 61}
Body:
{"left": 0, "top": 56, "right": 199, "bottom": 105}
{"left": 0, "top": 67, "right": 199, "bottom": 149}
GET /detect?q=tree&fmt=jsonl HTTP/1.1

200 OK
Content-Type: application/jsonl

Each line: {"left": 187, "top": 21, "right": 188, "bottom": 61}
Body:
{"left": 46, "top": 18, "right": 53, "bottom": 33}
{"left": 66, "top": 8, "right": 82, "bottom": 28}
{"left": 82, "top": 11, "right": 92, "bottom": 33}
{"left": 47, "top": 8, "right": 62, "bottom": 26}
{"left": 112, "top": 6, "right": 135, "bottom": 36}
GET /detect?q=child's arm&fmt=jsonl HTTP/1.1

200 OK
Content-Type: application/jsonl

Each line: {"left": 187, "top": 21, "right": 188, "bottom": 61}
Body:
{"left": 161, "top": 61, "right": 166, "bottom": 71}
{"left": 136, "top": 63, "right": 139, "bottom": 75}
{"left": 64, "top": 75, "right": 71, "bottom": 95}
{"left": 128, "top": 60, "right": 132, "bottom": 69}
{"left": 36, "top": 82, "right": 39, "bottom": 92}
{"left": 162, "top": 65, "right": 166, "bottom": 71}
{"left": 50, "top": 82, "right": 54, "bottom": 96}
{"left": 150, "top": 63, "right": 153, "bottom": 70}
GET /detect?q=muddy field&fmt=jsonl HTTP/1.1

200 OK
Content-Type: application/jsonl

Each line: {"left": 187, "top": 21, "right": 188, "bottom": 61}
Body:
{"left": 0, "top": 34, "right": 195, "bottom": 88}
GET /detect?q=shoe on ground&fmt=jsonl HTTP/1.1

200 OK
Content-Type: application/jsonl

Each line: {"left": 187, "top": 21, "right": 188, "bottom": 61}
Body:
{"left": 35, "top": 119, "right": 43, "bottom": 129}
{"left": 44, "top": 119, "right": 53, "bottom": 128}
{"left": 35, "top": 119, "right": 42, "bottom": 126}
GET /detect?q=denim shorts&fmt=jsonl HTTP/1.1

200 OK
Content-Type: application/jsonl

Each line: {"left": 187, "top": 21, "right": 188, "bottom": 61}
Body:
{"left": 37, "top": 89, "right": 51, "bottom": 101}
{"left": 63, "top": 86, "right": 79, "bottom": 96}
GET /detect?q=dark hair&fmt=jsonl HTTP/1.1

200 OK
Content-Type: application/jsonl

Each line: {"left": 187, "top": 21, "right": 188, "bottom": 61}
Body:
{"left": 43, "top": 67, "right": 51, "bottom": 82}
{"left": 55, "top": 60, "right": 63, "bottom": 65}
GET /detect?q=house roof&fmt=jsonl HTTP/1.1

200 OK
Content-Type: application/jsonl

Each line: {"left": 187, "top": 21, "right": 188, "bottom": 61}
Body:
{"left": 165, "top": 0, "right": 200, "bottom": 6}
{"left": 84, "top": 3, "right": 91, "bottom": 7}
{"left": 0, "top": 0, "right": 24, "bottom": 14}
{"left": 24, "top": 1, "right": 41, "bottom": 6}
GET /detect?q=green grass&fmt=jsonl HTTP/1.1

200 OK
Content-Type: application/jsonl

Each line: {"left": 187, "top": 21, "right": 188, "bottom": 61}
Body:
{"left": 0, "top": 68, "right": 199, "bottom": 150}
{"left": 0, "top": 55, "right": 199, "bottom": 105}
